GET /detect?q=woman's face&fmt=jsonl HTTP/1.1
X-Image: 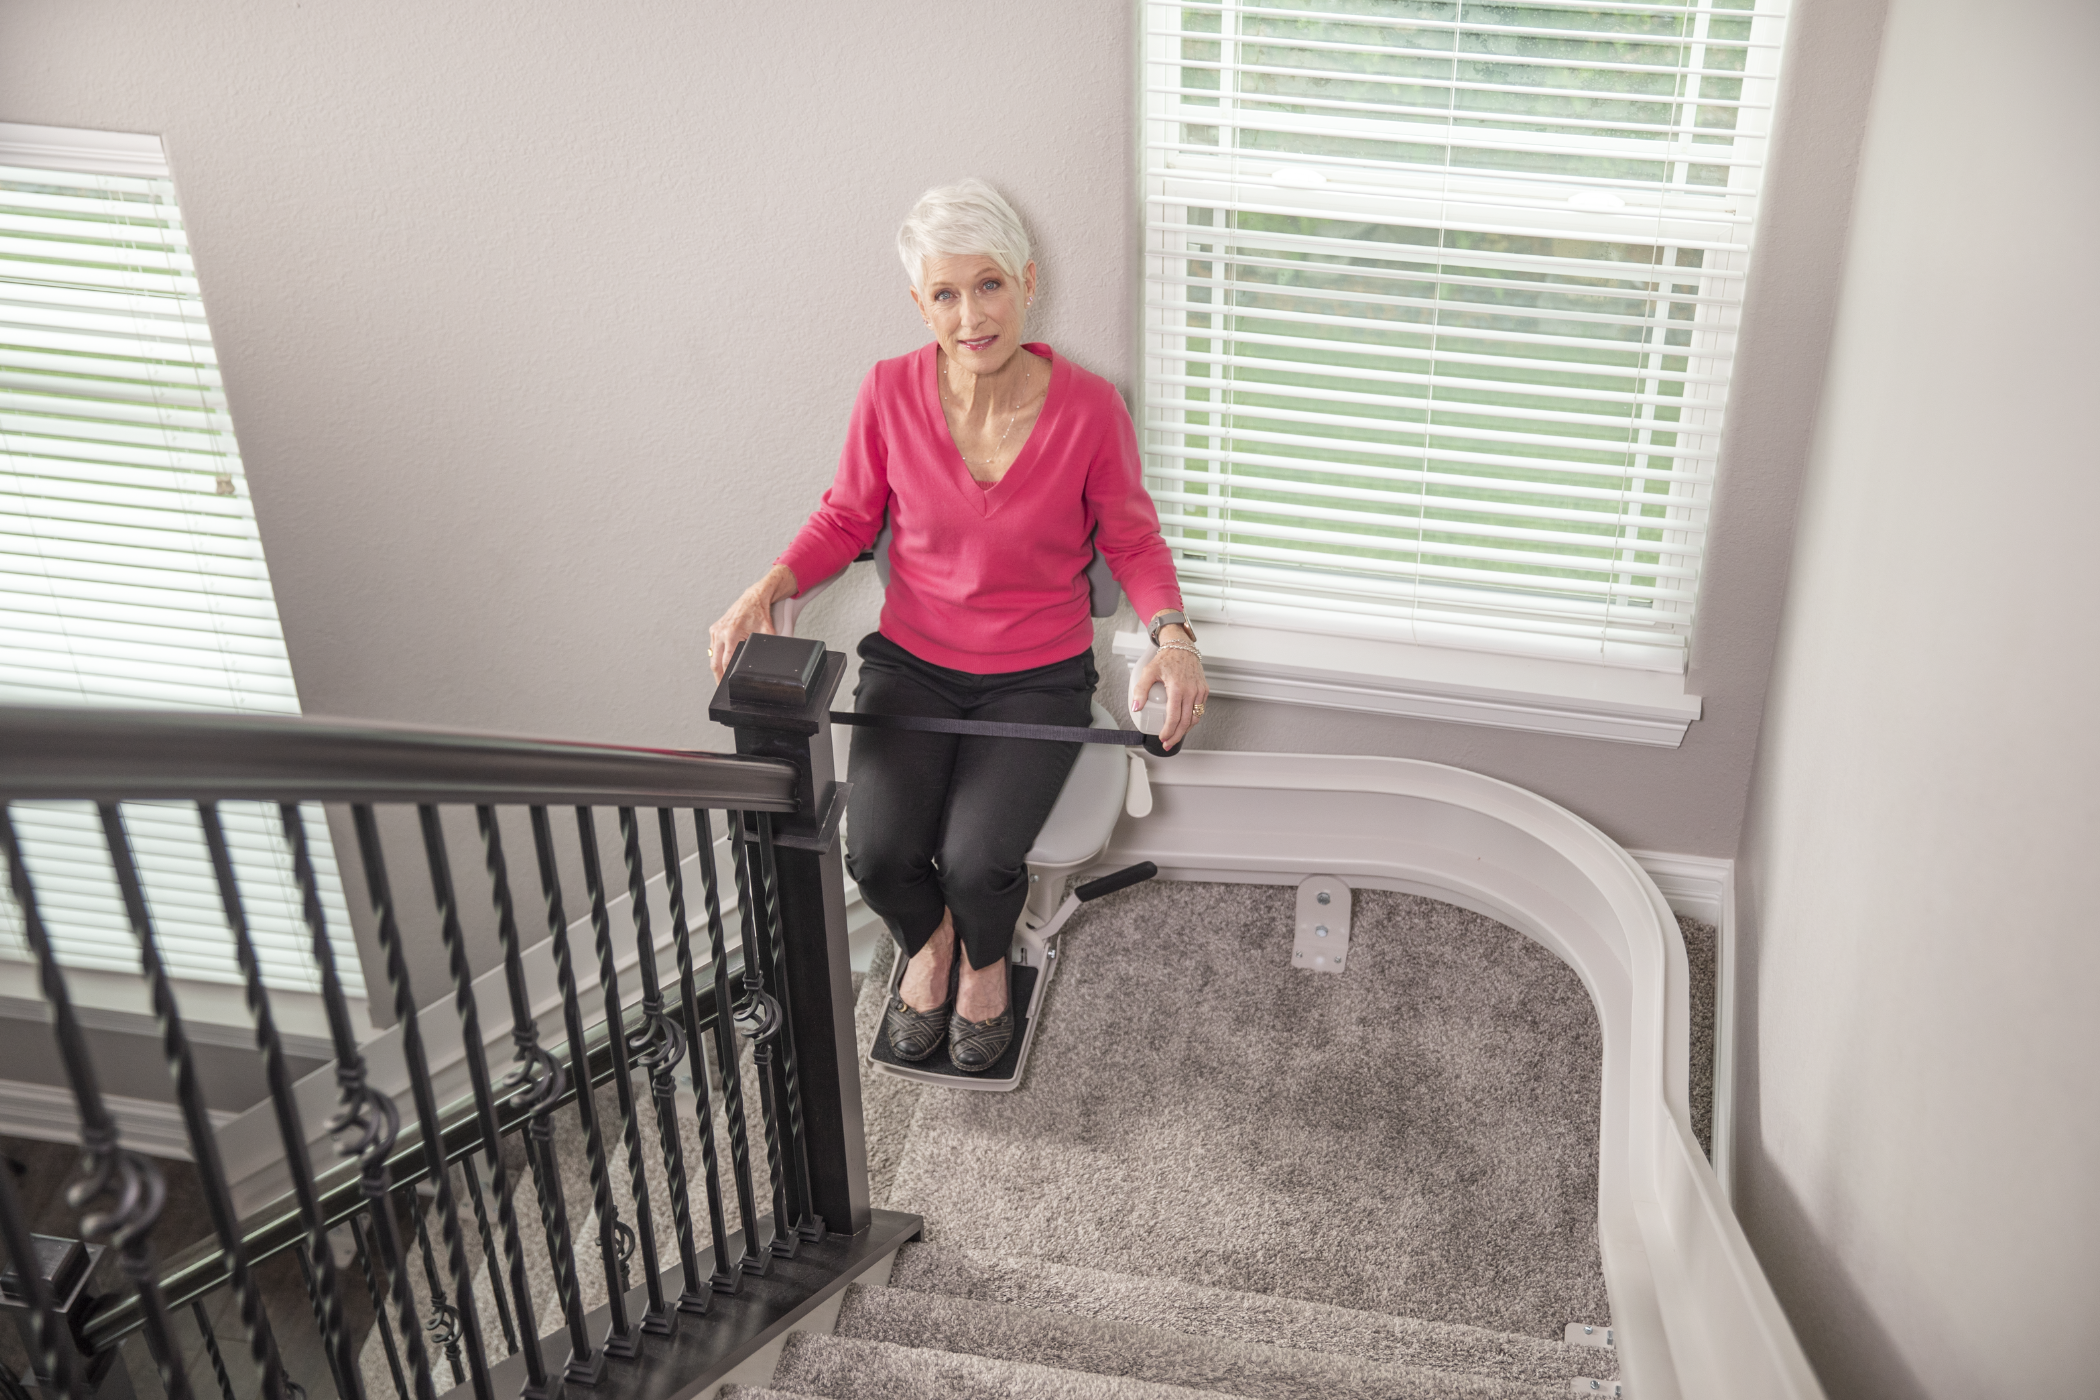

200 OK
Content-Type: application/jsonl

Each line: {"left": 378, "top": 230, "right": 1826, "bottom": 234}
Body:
{"left": 911, "top": 253, "right": 1037, "bottom": 377}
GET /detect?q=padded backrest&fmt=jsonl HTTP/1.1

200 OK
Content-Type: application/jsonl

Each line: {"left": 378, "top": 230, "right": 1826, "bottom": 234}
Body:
{"left": 872, "top": 516, "right": 1120, "bottom": 619}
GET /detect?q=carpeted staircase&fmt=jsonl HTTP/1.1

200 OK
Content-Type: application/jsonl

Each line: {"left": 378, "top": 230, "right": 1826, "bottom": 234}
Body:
{"left": 724, "top": 1238, "right": 1616, "bottom": 1398}
{"left": 711, "top": 880, "right": 1695, "bottom": 1400}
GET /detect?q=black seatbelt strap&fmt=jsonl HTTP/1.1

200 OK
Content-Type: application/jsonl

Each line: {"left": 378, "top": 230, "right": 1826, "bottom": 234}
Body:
{"left": 826, "top": 711, "right": 1179, "bottom": 757}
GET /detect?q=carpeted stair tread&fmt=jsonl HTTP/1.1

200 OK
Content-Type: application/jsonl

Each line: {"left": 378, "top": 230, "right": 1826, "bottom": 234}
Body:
{"left": 720, "top": 1388, "right": 830, "bottom": 1400}
{"left": 831, "top": 1282, "right": 1552, "bottom": 1400}
{"left": 886, "top": 1243, "right": 1615, "bottom": 1384}
{"left": 770, "top": 1330, "right": 1250, "bottom": 1399}
{"left": 880, "top": 884, "right": 1610, "bottom": 1336}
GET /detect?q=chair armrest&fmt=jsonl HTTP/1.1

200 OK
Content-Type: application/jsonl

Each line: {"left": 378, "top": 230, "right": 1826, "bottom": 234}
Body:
{"left": 1135, "top": 682, "right": 1169, "bottom": 737}
{"left": 771, "top": 570, "right": 840, "bottom": 638}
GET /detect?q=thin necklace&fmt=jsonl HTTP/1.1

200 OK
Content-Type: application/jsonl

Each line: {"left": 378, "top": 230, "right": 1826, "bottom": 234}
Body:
{"left": 945, "top": 356, "right": 1034, "bottom": 471}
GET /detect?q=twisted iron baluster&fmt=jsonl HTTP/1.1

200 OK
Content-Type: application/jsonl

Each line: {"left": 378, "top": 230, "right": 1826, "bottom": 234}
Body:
{"left": 101, "top": 803, "right": 291, "bottom": 1398}
{"left": 0, "top": 1164, "right": 78, "bottom": 1400}
{"left": 199, "top": 804, "right": 362, "bottom": 1400}
{"left": 455, "top": 1158, "right": 518, "bottom": 1355}
{"left": 526, "top": 807, "right": 638, "bottom": 1359}
{"left": 610, "top": 1222, "right": 634, "bottom": 1294}
{"left": 349, "top": 806, "right": 494, "bottom": 1400}
{"left": 725, "top": 813, "right": 792, "bottom": 1261}
{"left": 693, "top": 810, "right": 764, "bottom": 1278}
{"left": 0, "top": 807, "right": 190, "bottom": 1398}
{"left": 280, "top": 804, "right": 436, "bottom": 1400}
{"left": 658, "top": 809, "right": 735, "bottom": 1293}
{"left": 349, "top": 1212, "right": 409, "bottom": 1400}
{"left": 407, "top": 1193, "right": 464, "bottom": 1386}
{"left": 76, "top": 1142, "right": 186, "bottom": 1397}
{"left": 623, "top": 809, "right": 704, "bottom": 1313}
{"left": 0, "top": 823, "right": 81, "bottom": 1399}
{"left": 289, "top": 1239, "right": 359, "bottom": 1400}
{"left": 0, "top": 818, "right": 84, "bottom": 1400}
{"left": 475, "top": 808, "right": 599, "bottom": 1388}
{"left": 752, "top": 814, "right": 823, "bottom": 1243}
{"left": 416, "top": 810, "right": 542, "bottom": 1397}
{"left": 191, "top": 1300, "right": 237, "bottom": 1400}
{"left": 573, "top": 809, "right": 670, "bottom": 1337}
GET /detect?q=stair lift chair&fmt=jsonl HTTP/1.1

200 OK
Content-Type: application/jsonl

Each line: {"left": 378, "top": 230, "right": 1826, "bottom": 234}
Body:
{"left": 769, "top": 528, "right": 1161, "bottom": 1090}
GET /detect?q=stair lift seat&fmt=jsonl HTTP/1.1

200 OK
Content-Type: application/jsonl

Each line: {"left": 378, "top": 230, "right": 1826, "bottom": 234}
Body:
{"left": 769, "top": 530, "right": 1155, "bottom": 1091}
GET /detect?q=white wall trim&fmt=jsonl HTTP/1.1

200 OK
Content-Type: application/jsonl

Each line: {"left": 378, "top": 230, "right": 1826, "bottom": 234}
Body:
{"left": 0, "top": 121, "right": 168, "bottom": 177}
{"left": 0, "top": 1079, "right": 234, "bottom": 1161}
{"left": 0, "top": 962, "right": 354, "bottom": 1063}
{"left": 1629, "top": 849, "right": 1738, "bottom": 1203}
{"left": 1113, "top": 625, "right": 1703, "bottom": 747}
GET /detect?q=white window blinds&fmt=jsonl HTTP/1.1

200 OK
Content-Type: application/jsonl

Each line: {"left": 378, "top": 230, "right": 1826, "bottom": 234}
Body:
{"left": 0, "top": 124, "right": 363, "bottom": 998}
{"left": 1142, "top": 0, "right": 1787, "bottom": 670}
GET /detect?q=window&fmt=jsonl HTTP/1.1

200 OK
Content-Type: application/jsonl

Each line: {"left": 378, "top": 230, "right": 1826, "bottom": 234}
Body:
{"left": 0, "top": 123, "right": 362, "bottom": 997}
{"left": 1142, "top": 0, "right": 1787, "bottom": 671}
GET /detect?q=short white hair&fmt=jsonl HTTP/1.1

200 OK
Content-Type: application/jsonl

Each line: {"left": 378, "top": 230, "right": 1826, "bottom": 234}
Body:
{"left": 896, "top": 178, "right": 1032, "bottom": 291}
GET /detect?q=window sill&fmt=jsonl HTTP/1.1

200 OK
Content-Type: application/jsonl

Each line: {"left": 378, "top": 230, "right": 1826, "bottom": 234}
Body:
{"left": 0, "top": 961, "right": 362, "bottom": 1061}
{"left": 1114, "top": 623, "right": 1702, "bottom": 748}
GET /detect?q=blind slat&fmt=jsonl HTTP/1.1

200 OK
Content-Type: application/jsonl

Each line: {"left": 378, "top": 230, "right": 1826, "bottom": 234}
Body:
{"left": 1148, "top": 372, "right": 1711, "bottom": 425}
{"left": 1146, "top": 465, "right": 1707, "bottom": 530}
{"left": 1152, "top": 488, "right": 1700, "bottom": 561}
{"left": 1157, "top": 398, "right": 1718, "bottom": 464}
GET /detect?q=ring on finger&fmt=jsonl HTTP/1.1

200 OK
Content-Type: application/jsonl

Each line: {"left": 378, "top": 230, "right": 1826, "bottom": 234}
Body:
{"left": 1193, "top": 701, "right": 1206, "bottom": 717}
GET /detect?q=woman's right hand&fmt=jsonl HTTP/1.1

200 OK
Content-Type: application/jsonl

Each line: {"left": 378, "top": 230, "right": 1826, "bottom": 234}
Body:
{"left": 708, "top": 564, "right": 798, "bottom": 681}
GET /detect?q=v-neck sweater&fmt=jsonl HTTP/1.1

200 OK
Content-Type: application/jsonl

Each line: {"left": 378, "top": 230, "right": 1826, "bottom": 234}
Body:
{"left": 775, "top": 343, "right": 1184, "bottom": 674}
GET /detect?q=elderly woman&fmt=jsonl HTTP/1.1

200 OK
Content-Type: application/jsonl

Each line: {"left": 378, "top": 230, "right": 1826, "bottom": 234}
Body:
{"left": 708, "top": 179, "right": 1205, "bottom": 1072}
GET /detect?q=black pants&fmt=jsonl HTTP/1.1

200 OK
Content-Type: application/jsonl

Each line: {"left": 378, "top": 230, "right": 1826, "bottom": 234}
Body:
{"left": 844, "top": 632, "right": 1095, "bottom": 971}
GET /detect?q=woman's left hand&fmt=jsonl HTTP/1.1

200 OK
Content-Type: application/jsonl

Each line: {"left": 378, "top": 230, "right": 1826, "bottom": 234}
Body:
{"left": 1130, "top": 626, "right": 1209, "bottom": 750}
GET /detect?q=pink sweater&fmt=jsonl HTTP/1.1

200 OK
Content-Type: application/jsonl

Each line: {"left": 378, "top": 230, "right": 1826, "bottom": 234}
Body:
{"left": 776, "top": 343, "right": 1184, "bottom": 674}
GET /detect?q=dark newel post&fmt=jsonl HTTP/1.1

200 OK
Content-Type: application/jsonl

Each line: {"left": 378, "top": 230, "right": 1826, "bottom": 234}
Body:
{"left": 709, "top": 636, "right": 871, "bottom": 1237}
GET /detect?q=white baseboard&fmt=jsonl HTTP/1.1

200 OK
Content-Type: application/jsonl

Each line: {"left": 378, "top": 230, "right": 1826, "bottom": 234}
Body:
{"left": 1627, "top": 849, "right": 1738, "bottom": 1203}
{"left": 0, "top": 1079, "right": 235, "bottom": 1161}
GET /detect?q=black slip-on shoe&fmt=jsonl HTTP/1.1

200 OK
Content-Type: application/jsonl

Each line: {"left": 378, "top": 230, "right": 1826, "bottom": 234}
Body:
{"left": 883, "top": 960, "right": 954, "bottom": 1062}
{"left": 948, "top": 1007, "right": 1014, "bottom": 1073}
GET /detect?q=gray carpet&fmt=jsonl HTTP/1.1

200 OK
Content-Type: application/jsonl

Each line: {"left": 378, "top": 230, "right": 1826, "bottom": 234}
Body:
{"left": 884, "top": 1243, "right": 1610, "bottom": 1385}
{"left": 763, "top": 1330, "right": 1254, "bottom": 1400}
{"left": 830, "top": 1281, "right": 1549, "bottom": 1399}
{"left": 877, "top": 881, "right": 1610, "bottom": 1339}
{"left": 1681, "top": 916, "right": 1719, "bottom": 1161}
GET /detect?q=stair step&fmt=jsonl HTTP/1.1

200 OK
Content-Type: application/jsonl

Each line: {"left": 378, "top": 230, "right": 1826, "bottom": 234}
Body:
{"left": 833, "top": 1282, "right": 1551, "bottom": 1400}
{"left": 720, "top": 1389, "right": 830, "bottom": 1400}
{"left": 771, "top": 1330, "right": 1248, "bottom": 1399}
{"left": 886, "top": 1243, "right": 1616, "bottom": 1386}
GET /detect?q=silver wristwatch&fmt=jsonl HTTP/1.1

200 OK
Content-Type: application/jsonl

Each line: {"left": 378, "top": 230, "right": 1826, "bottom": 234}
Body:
{"left": 1146, "top": 610, "right": 1195, "bottom": 646}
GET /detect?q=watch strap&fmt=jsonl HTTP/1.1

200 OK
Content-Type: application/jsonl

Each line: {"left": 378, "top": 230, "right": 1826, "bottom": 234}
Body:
{"left": 1146, "top": 609, "right": 1193, "bottom": 646}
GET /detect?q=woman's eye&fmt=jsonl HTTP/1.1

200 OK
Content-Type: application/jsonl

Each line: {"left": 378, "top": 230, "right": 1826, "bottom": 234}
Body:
{"left": 981, "top": 280, "right": 1001, "bottom": 292}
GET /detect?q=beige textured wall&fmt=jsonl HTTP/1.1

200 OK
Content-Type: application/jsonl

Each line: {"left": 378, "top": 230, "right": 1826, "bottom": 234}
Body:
{"left": 2, "top": 0, "right": 1866, "bottom": 860}
{"left": 1732, "top": 0, "right": 2100, "bottom": 1395}
{"left": 0, "top": 0, "right": 1138, "bottom": 747}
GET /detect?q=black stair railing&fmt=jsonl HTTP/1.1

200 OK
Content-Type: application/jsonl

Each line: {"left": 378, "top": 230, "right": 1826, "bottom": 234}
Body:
{"left": 0, "top": 644, "right": 890, "bottom": 1400}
